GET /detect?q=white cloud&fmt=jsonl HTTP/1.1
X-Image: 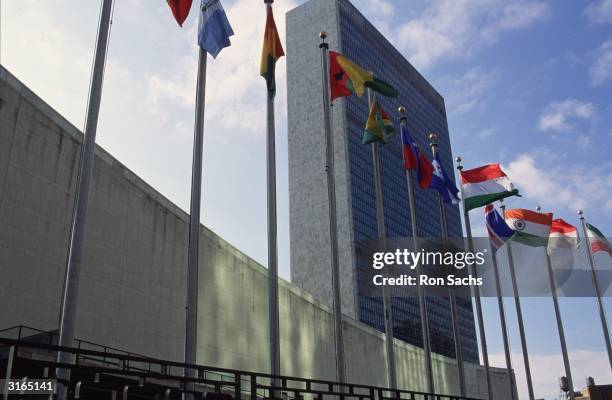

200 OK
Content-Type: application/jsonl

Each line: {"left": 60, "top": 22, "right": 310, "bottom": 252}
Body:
{"left": 364, "top": 0, "right": 395, "bottom": 16}
{"left": 590, "top": 38, "right": 612, "bottom": 86}
{"left": 537, "top": 99, "right": 595, "bottom": 132}
{"left": 144, "top": 0, "right": 295, "bottom": 135}
{"left": 505, "top": 154, "right": 612, "bottom": 214}
{"left": 441, "top": 67, "right": 499, "bottom": 115}
{"left": 397, "top": 0, "right": 548, "bottom": 69}
{"left": 577, "top": 135, "right": 592, "bottom": 149}
{"left": 584, "top": 0, "right": 612, "bottom": 24}
{"left": 490, "top": 350, "right": 609, "bottom": 399}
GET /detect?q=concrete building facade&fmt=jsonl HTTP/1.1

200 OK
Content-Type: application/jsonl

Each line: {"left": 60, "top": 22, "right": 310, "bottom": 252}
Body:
{"left": 286, "top": 0, "right": 478, "bottom": 362}
{"left": 0, "top": 64, "right": 512, "bottom": 398}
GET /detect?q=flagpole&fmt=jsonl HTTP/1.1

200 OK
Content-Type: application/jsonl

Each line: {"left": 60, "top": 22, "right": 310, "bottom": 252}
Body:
{"left": 489, "top": 242, "right": 516, "bottom": 400}
{"left": 428, "top": 133, "right": 465, "bottom": 397}
{"left": 578, "top": 210, "right": 612, "bottom": 370}
{"left": 56, "top": 1, "right": 113, "bottom": 398}
{"left": 184, "top": 45, "right": 208, "bottom": 399}
{"left": 264, "top": 0, "right": 282, "bottom": 387}
{"left": 366, "top": 91, "right": 398, "bottom": 390}
{"left": 319, "top": 32, "right": 347, "bottom": 385}
{"left": 500, "top": 199, "right": 535, "bottom": 400}
{"left": 455, "top": 156, "right": 493, "bottom": 400}
{"left": 536, "top": 208, "right": 574, "bottom": 400}
{"left": 398, "top": 108, "right": 432, "bottom": 395}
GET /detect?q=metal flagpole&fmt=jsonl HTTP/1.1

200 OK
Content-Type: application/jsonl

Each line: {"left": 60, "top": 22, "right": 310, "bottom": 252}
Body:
{"left": 490, "top": 243, "right": 516, "bottom": 400}
{"left": 428, "top": 133, "right": 465, "bottom": 397}
{"left": 398, "top": 108, "right": 432, "bottom": 395}
{"left": 536, "top": 208, "right": 574, "bottom": 400}
{"left": 578, "top": 210, "right": 612, "bottom": 371}
{"left": 368, "top": 92, "right": 397, "bottom": 390}
{"left": 500, "top": 199, "right": 534, "bottom": 400}
{"left": 265, "top": 0, "right": 281, "bottom": 385}
{"left": 456, "top": 156, "right": 493, "bottom": 400}
{"left": 184, "top": 45, "right": 208, "bottom": 399}
{"left": 319, "top": 32, "right": 347, "bottom": 385}
{"left": 56, "top": 1, "right": 113, "bottom": 398}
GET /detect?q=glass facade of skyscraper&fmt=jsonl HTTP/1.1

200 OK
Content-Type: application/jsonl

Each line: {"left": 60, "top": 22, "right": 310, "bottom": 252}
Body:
{"left": 337, "top": 0, "right": 479, "bottom": 363}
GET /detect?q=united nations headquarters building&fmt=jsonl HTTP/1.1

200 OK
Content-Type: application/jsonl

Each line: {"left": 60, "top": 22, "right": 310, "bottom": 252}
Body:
{"left": 0, "top": 0, "right": 515, "bottom": 399}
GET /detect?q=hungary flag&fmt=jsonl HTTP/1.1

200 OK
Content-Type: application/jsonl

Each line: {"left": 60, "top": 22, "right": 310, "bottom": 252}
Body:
{"left": 586, "top": 223, "right": 612, "bottom": 257}
{"left": 460, "top": 164, "right": 520, "bottom": 211}
{"left": 362, "top": 96, "right": 394, "bottom": 145}
{"left": 505, "top": 208, "right": 553, "bottom": 247}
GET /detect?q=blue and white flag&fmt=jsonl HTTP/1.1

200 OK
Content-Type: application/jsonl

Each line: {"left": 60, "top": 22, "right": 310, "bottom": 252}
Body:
{"left": 198, "top": 0, "right": 234, "bottom": 58}
{"left": 430, "top": 152, "right": 460, "bottom": 203}
{"left": 485, "top": 204, "right": 514, "bottom": 251}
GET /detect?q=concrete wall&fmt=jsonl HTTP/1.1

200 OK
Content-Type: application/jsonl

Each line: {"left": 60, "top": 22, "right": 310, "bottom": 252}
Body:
{"left": 0, "top": 66, "right": 513, "bottom": 398}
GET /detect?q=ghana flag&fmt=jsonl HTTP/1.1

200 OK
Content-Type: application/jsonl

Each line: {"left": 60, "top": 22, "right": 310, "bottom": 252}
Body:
{"left": 330, "top": 51, "right": 397, "bottom": 101}
{"left": 260, "top": 3, "right": 284, "bottom": 98}
{"left": 362, "top": 96, "right": 394, "bottom": 145}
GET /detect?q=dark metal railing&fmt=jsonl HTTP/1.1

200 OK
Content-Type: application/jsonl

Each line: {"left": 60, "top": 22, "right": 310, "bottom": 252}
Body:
{"left": 0, "top": 337, "right": 481, "bottom": 400}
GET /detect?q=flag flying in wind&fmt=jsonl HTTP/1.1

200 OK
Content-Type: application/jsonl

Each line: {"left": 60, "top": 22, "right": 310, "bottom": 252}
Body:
{"left": 460, "top": 163, "right": 520, "bottom": 211}
{"left": 198, "top": 0, "right": 234, "bottom": 58}
{"left": 417, "top": 151, "right": 434, "bottom": 189}
{"left": 399, "top": 124, "right": 433, "bottom": 188}
{"left": 485, "top": 204, "right": 514, "bottom": 252}
{"left": 430, "top": 153, "right": 460, "bottom": 203}
{"left": 505, "top": 208, "right": 553, "bottom": 247}
{"left": 586, "top": 223, "right": 612, "bottom": 256}
{"left": 549, "top": 219, "right": 579, "bottom": 250}
{"left": 362, "top": 97, "right": 394, "bottom": 144}
{"left": 167, "top": 0, "right": 193, "bottom": 26}
{"left": 401, "top": 124, "right": 418, "bottom": 171}
{"left": 260, "top": 4, "right": 284, "bottom": 98}
{"left": 329, "top": 51, "right": 398, "bottom": 101}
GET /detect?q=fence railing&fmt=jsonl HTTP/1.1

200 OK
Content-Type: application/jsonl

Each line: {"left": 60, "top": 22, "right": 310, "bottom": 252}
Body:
{"left": 0, "top": 337, "right": 481, "bottom": 400}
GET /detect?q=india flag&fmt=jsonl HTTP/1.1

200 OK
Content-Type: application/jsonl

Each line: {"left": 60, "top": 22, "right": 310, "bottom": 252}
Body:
{"left": 505, "top": 208, "right": 553, "bottom": 247}
{"left": 460, "top": 164, "right": 519, "bottom": 211}
{"left": 548, "top": 218, "right": 579, "bottom": 250}
{"left": 586, "top": 223, "right": 612, "bottom": 257}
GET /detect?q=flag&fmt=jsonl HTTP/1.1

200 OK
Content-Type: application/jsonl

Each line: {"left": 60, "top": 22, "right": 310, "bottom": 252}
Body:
{"left": 505, "top": 208, "right": 553, "bottom": 247}
{"left": 417, "top": 150, "right": 433, "bottom": 189}
{"left": 430, "top": 153, "right": 460, "bottom": 203}
{"left": 198, "top": 0, "right": 234, "bottom": 58}
{"left": 362, "top": 97, "right": 394, "bottom": 145}
{"left": 485, "top": 204, "right": 514, "bottom": 252}
{"left": 260, "top": 4, "right": 284, "bottom": 98}
{"left": 586, "top": 223, "right": 612, "bottom": 256}
{"left": 167, "top": 0, "right": 193, "bottom": 26}
{"left": 460, "top": 163, "right": 520, "bottom": 211}
{"left": 549, "top": 219, "right": 579, "bottom": 250}
{"left": 401, "top": 124, "right": 418, "bottom": 171}
{"left": 329, "top": 51, "right": 398, "bottom": 101}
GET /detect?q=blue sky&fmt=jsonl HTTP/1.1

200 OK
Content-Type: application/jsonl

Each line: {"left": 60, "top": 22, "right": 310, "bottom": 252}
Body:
{"left": 2, "top": 0, "right": 611, "bottom": 398}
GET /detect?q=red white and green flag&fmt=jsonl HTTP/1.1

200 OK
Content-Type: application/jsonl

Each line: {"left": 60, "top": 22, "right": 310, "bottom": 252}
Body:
{"left": 586, "top": 223, "right": 612, "bottom": 257}
{"left": 548, "top": 218, "right": 579, "bottom": 250}
{"left": 460, "top": 164, "right": 519, "bottom": 211}
{"left": 505, "top": 208, "right": 553, "bottom": 247}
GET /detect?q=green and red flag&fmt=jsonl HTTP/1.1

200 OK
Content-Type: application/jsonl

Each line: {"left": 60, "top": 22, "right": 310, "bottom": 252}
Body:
{"left": 362, "top": 96, "right": 394, "bottom": 144}
{"left": 460, "top": 164, "right": 520, "bottom": 211}
{"left": 329, "top": 51, "right": 397, "bottom": 101}
{"left": 260, "top": 4, "right": 284, "bottom": 98}
{"left": 167, "top": 0, "right": 193, "bottom": 26}
{"left": 586, "top": 223, "right": 612, "bottom": 256}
